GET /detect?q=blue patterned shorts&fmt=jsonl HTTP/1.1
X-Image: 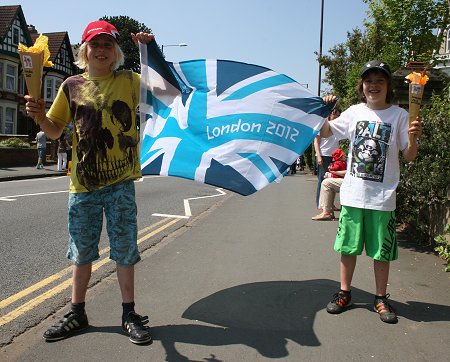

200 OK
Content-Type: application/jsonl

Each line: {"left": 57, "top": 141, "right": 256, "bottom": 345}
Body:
{"left": 37, "top": 147, "right": 46, "bottom": 159}
{"left": 67, "top": 181, "right": 140, "bottom": 265}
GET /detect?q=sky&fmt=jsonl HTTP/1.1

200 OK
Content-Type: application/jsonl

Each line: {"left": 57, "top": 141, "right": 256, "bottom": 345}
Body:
{"left": 13, "top": 0, "right": 370, "bottom": 95}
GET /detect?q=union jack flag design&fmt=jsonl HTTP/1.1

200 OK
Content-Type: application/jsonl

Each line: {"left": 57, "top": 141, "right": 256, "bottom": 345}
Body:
{"left": 139, "top": 41, "right": 333, "bottom": 195}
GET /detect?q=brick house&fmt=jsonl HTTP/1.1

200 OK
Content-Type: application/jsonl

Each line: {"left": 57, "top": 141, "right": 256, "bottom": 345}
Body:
{"left": 435, "top": 22, "right": 450, "bottom": 77}
{"left": 0, "top": 5, "right": 77, "bottom": 143}
{"left": 0, "top": 5, "right": 31, "bottom": 137}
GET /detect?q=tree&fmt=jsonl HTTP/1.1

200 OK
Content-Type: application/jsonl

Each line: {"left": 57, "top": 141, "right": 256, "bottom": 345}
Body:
{"left": 397, "top": 87, "right": 450, "bottom": 242}
{"left": 318, "top": 0, "right": 449, "bottom": 104}
{"left": 363, "top": 0, "right": 449, "bottom": 64}
{"left": 318, "top": 0, "right": 450, "bottom": 244}
{"left": 319, "top": 28, "right": 370, "bottom": 107}
{"left": 101, "top": 15, "right": 153, "bottom": 72}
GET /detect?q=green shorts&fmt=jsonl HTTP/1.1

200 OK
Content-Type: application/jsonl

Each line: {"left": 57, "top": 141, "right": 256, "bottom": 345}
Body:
{"left": 334, "top": 205, "right": 398, "bottom": 261}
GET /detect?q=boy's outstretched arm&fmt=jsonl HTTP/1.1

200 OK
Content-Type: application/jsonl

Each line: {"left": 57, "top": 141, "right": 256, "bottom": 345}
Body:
{"left": 403, "top": 117, "right": 422, "bottom": 162}
{"left": 320, "top": 119, "right": 332, "bottom": 138}
{"left": 320, "top": 95, "right": 337, "bottom": 138}
{"left": 25, "top": 95, "right": 64, "bottom": 140}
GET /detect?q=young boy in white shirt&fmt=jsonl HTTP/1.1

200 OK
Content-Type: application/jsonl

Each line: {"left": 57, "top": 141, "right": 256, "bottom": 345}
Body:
{"left": 320, "top": 60, "right": 422, "bottom": 323}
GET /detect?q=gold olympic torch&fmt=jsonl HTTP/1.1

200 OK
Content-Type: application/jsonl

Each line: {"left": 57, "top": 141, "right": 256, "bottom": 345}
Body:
{"left": 18, "top": 34, "right": 53, "bottom": 100}
{"left": 405, "top": 70, "right": 429, "bottom": 146}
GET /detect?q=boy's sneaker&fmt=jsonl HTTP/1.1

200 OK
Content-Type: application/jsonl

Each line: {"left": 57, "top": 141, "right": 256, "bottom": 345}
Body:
{"left": 43, "top": 311, "right": 89, "bottom": 341}
{"left": 326, "top": 290, "right": 352, "bottom": 314}
{"left": 122, "top": 311, "right": 152, "bottom": 344}
{"left": 374, "top": 294, "right": 398, "bottom": 324}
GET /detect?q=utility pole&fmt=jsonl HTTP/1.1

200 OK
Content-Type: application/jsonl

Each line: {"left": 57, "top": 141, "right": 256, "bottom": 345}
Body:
{"left": 317, "top": 0, "right": 324, "bottom": 97}
{"left": 312, "top": 0, "right": 325, "bottom": 172}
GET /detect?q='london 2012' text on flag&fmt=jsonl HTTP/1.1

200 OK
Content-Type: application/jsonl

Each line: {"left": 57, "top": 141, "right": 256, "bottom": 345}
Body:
{"left": 139, "top": 41, "right": 333, "bottom": 195}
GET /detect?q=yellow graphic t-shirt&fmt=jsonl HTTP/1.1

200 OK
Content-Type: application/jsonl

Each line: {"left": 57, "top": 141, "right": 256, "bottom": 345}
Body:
{"left": 48, "top": 71, "right": 142, "bottom": 193}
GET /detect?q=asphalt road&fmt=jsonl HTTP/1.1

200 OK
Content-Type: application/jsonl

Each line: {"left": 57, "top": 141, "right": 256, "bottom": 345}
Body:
{"left": 1, "top": 173, "right": 449, "bottom": 361}
{"left": 0, "top": 175, "right": 227, "bottom": 346}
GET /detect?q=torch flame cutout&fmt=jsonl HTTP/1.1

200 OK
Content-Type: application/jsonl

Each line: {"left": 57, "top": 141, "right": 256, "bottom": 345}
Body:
{"left": 405, "top": 71, "right": 429, "bottom": 85}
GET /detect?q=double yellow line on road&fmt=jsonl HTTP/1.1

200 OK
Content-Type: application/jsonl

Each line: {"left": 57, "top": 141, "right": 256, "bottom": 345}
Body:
{"left": 0, "top": 217, "right": 180, "bottom": 327}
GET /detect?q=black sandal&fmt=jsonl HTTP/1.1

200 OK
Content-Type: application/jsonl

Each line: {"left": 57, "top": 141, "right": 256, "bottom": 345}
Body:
{"left": 122, "top": 311, "right": 152, "bottom": 344}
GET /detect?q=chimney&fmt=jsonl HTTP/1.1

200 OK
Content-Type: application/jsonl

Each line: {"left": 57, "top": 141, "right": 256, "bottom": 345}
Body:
{"left": 28, "top": 25, "right": 38, "bottom": 34}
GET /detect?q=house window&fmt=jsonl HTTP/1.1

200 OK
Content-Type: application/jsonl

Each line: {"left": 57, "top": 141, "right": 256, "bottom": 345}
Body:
{"left": 55, "top": 79, "right": 62, "bottom": 93}
{"left": 0, "top": 63, "right": 3, "bottom": 89}
{"left": 44, "top": 76, "right": 63, "bottom": 101}
{"left": 447, "top": 28, "right": 450, "bottom": 53}
{"left": 6, "top": 64, "right": 17, "bottom": 91}
{"left": 5, "top": 107, "right": 16, "bottom": 134}
{"left": 19, "top": 73, "right": 25, "bottom": 95}
{"left": 0, "top": 106, "right": 3, "bottom": 132}
{"left": 46, "top": 78, "right": 54, "bottom": 100}
{"left": 12, "top": 27, "right": 20, "bottom": 45}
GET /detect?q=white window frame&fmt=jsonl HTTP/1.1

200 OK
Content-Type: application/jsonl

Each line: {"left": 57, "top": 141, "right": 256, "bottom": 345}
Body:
{"left": 12, "top": 26, "right": 20, "bottom": 46}
{"left": 0, "top": 102, "right": 18, "bottom": 134}
{"left": 6, "top": 63, "right": 17, "bottom": 92}
{"left": 446, "top": 28, "right": 450, "bottom": 54}
{"left": 18, "top": 72, "right": 25, "bottom": 95}
{"left": 44, "top": 75, "right": 63, "bottom": 101}
{"left": 55, "top": 79, "right": 62, "bottom": 97}
{"left": 45, "top": 77, "right": 54, "bottom": 100}
{"left": 5, "top": 107, "right": 16, "bottom": 134}
{"left": 0, "top": 62, "right": 3, "bottom": 90}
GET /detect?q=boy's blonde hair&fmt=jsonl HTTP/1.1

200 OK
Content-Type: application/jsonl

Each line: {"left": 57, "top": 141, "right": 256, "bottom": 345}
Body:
{"left": 74, "top": 41, "right": 125, "bottom": 71}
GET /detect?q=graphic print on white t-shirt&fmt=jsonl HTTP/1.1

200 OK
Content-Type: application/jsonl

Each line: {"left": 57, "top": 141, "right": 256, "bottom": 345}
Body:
{"left": 351, "top": 120, "right": 391, "bottom": 183}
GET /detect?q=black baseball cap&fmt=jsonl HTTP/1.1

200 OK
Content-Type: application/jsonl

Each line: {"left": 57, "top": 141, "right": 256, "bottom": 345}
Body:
{"left": 360, "top": 60, "right": 392, "bottom": 78}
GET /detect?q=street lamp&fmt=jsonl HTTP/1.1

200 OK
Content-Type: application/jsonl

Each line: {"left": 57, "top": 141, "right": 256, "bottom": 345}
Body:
{"left": 312, "top": 0, "right": 325, "bottom": 169}
{"left": 161, "top": 43, "right": 187, "bottom": 55}
{"left": 317, "top": 0, "right": 324, "bottom": 97}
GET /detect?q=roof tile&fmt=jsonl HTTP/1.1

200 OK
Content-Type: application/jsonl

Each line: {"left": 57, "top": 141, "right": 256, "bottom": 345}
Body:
{"left": 0, "top": 5, "right": 20, "bottom": 41}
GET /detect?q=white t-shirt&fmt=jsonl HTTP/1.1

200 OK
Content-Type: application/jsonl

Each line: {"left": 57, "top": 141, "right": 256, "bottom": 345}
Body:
{"left": 36, "top": 131, "right": 47, "bottom": 149}
{"left": 329, "top": 103, "right": 409, "bottom": 211}
{"left": 318, "top": 133, "right": 339, "bottom": 157}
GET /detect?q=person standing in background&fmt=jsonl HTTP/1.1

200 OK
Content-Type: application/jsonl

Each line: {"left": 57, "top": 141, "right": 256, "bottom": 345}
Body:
{"left": 35, "top": 129, "right": 47, "bottom": 169}
{"left": 312, "top": 148, "right": 347, "bottom": 220}
{"left": 313, "top": 107, "right": 341, "bottom": 208}
{"left": 57, "top": 132, "right": 71, "bottom": 172}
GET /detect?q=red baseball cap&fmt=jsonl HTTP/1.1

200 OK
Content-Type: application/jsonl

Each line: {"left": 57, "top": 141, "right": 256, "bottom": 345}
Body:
{"left": 332, "top": 148, "right": 345, "bottom": 161}
{"left": 82, "top": 20, "right": 120, "bottom": 43}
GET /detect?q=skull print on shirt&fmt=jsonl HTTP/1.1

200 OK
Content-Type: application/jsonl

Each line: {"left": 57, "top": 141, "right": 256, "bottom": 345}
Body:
{"left": 351, "top": 120, "right": 391, "bottom": 182}
{"left": 63, "top": 71, "right": 140, "bottom": 191}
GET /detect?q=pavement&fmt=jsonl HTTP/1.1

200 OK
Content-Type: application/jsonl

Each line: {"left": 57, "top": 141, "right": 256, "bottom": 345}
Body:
{"left": 0, "top": 164, "right": 67, "bottom": 182}
{"left": 1, "top": 170, "right": 449, "bottom": 361}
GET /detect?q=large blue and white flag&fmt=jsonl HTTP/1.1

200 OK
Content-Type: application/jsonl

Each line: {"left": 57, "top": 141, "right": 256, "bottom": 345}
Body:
{"left": 139, "top": 41, "right": 334, "bottom": 195}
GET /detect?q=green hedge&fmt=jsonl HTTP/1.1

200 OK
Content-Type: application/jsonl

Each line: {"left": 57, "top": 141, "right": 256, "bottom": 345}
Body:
{"left": 396, "top": 86, "right": 450, "bottom": 244}
{"left": 0, "top": 137, "right": 31, "bottom": 148}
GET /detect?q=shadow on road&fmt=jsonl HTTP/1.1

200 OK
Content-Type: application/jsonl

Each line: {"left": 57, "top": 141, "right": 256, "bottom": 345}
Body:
{"left": 148, "top": 279, "right": 450, "bottom": 361}
{"left": 52, "top": 280, "right": 449, "bottom": 361}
